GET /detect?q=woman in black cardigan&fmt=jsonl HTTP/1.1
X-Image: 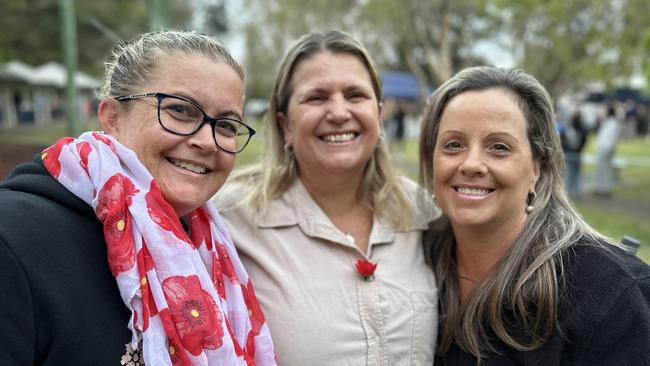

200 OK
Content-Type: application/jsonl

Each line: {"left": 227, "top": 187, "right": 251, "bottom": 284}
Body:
{"left": 419, "top": 66, "right": 650, "bottom": 365}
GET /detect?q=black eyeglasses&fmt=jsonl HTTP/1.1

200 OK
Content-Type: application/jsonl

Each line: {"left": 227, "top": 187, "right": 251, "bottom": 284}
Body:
{"left": 115, "top": 92, "right": 255, "bottom": 154}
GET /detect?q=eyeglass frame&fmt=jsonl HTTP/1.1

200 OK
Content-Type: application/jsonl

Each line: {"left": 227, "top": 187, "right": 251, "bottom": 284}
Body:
{"left": 114, "top": 92, "right": 256, "bottom": 154}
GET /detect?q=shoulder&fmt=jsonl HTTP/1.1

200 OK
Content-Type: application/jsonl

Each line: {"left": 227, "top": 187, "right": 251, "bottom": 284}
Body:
{"left": 561, "top": 240, "right": 650, "bottom": 309}
{"left": 212, "top": 178, "right": 249, "bottom": 212}
{"left": 396, "top": 176, "right": 441, "bottom": 224}
{"left": 564, "top": 240, "right": 650, "bottom": 286}
{"left": 559, "top": 239, "right": 650, "bottom": 362}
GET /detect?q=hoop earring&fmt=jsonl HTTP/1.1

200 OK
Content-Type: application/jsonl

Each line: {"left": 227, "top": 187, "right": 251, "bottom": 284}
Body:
{"left": 526, "top": 190, "right": 537, "bottom": 214}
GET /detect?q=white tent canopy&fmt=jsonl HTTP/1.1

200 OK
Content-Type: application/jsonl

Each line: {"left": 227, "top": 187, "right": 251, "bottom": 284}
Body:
{"left": 0, "top": 60, "right": 100, "bottom": 89}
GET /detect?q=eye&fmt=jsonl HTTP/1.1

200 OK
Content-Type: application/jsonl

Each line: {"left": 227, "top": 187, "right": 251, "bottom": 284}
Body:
{"left": 214, "top": 119, "right": 240, "bottom": 137}
{"left": 162, "top": 101, "right": 202, "bottom": 121}
{"left": 305, "top": 94, "right": 326, "bottom": 104}
{"left": 346, "top": 91, "right": 368, "bottom": 102}
{"left": 489, "top": 142, "right": 512, "bottom": 154}
{"left": 441, "top": 139, "right": 464, "bottom": 151}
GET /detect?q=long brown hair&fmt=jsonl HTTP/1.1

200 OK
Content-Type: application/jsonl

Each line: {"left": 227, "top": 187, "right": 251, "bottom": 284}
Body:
{"left": 419, "top": 66, "right": 608, "bottom": 360}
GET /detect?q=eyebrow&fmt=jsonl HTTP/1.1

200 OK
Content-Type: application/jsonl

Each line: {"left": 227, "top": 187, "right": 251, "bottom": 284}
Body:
{"left": 439, "top": 130, "right": 520, "bottom": 142}
{"left": 174, "top": 92, "right": 243, "bottom": 120}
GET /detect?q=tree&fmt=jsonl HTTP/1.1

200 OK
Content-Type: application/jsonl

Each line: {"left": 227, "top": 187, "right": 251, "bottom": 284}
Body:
{"left": 491, "top": 0, "right": 650, "bottom": 98}
{"left": 0, "top": 0, "right": 194, "bottom": 75}
{"left": 240, "top": 0, "right": 649, "bottom": 100}
{"left": 240, "top": 0, "right": 492, "bottom": 99}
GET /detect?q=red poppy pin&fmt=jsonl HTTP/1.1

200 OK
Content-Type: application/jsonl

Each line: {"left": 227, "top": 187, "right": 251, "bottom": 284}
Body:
{"left": 355, "top": 259, "right": 377, "bottom": 282}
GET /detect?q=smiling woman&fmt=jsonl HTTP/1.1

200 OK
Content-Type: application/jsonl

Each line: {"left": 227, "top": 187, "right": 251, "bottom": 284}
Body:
{"left": 420, "top": 66, "right": 650, "bottom": 365}
{"left": 212, "top": 30, "right": 440, "bottom": 366}
{"left": 0, "top": 30, "right": 275, "bottom": 366}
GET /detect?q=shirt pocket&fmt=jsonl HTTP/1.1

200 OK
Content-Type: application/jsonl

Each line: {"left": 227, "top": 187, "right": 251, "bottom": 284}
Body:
{"left": 409, "top": 290, "right": 438, "bottom": 365}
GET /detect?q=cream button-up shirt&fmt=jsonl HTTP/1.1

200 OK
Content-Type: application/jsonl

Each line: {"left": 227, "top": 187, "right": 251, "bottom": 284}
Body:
{"left": 213, "top": 177, "right": 438, "bottom": 366}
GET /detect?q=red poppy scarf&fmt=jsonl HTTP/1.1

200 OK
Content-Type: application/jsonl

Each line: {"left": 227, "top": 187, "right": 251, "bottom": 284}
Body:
{"left": 41, "top": 132, "right": 276, "bottom": 366}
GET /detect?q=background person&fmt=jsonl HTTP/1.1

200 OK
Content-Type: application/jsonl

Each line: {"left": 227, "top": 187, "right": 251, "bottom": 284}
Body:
{"left": 559, "top": 110, "right": 588, "bottom": 198}
{"left": 0, "top": 30, "right": 275, "bottom": 366}
{"left": 419, "top": 66, "right": 650, "bottom": 365}
{"left": 213, "top": 30, "right": 439, "bottom": 366}
{"left": 594, "top": 104, "right": 621, "bottom": 198}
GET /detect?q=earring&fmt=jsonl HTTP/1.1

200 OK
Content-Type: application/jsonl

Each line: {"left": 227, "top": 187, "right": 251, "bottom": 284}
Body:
{"left": 526, "top": 191, "right": 537, "bottom": 214}
{"left": 431, "top": 193, "right": 436, "bottom": 201}
{"left": 284, "top": 143, "right": 296, "bottom": 174}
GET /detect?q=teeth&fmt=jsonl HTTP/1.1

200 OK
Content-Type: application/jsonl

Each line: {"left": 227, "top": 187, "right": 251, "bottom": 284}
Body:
{"left": 322, "top": 133, "right": 355, "bottom": 142}
{"left": 457, "top": 187, "right": 490, "bottom": 196}
{"left": 169, "top": 159, "right": 207, "bottom": 174}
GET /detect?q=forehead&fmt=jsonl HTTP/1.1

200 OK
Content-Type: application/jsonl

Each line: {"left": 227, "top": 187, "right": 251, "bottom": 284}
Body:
{"left": 439, "top": 88, "right": 528, "bottom": 136}
{"left": 149, "top": 52, "right": 239, "bottom": 83}
{"left": 146, "top": 53, "right": 244, "bottom": 112}
{"left": 290, "top": 52, "right": 372, "bottom": 88}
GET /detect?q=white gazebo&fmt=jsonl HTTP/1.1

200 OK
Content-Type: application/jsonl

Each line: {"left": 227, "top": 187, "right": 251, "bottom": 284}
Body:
{"left": 0, "top": 60, "right": 100, "bottom": 130}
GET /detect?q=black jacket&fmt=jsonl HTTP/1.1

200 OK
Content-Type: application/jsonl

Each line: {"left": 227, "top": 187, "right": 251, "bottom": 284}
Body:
{"left": 435, "top": 241, "right": 650, "bottom": 365}
{"left": 0, "top": 157, "right": 132, "bottom": 365}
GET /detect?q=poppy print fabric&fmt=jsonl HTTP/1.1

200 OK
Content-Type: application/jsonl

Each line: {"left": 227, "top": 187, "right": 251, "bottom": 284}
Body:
{"left": 42, "top": 132, "right": 276, "bottom": 366}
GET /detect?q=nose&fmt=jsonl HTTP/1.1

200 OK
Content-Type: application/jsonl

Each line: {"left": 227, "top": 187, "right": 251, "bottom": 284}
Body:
{"left": 458, "top": 148, "right": 487, "bottom": 176}
{"left": 325, "top": 95, "right": 351, "bottom": 124}
{"left": 187, "top": 122, "right": 217, "bottom": 152}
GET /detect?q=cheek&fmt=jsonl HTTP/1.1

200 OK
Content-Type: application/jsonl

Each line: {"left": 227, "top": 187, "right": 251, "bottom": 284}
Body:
{"left": 217, "top": 152, "right": 236, "bottom": 173}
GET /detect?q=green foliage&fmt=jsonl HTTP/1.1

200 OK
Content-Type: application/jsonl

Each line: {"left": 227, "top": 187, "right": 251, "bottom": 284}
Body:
{"left": 241, "top": 0, "right": 649, "bottom": 100}
{"left": 0, "top": 0, "right": 195, "bottom": 76}
{"left": 491, "top": 0, "right": 649, "bottom": 98}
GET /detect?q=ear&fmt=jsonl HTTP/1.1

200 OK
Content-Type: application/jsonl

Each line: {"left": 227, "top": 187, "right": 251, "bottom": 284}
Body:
{"left": 277, "top": 111, "right": 293, "bottom": 147}
{"left": 377, "top": 101, "right": 384, "bottom": 119}
{"left": 98, "top": 99, "right": 122, "bottom": 135}
{"left": 531, "top": 161, "right": 541, "bottom": 190}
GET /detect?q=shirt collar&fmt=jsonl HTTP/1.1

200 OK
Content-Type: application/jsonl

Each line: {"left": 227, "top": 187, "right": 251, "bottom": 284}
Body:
{"left": 258, "top": 178, "right": 404, "bottom": 248}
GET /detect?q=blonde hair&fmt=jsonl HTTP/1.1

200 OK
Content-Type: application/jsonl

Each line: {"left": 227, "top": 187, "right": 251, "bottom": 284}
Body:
{"left": 98, "top": 29, "right": 243, "bottom": 99}
{"left": 419, "top": 66, "right": 612, "bottom": 360}
{"left": 231, "top": 30, "right": 413, "bottom": 229}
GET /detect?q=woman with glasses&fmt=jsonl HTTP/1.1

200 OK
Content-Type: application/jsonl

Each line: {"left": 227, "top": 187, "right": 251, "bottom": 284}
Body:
{"left": 0, "top": 30, "right": 275, "bottom": 366}
{"left": 212, "top": 30, "right": 439, "bottom": 365}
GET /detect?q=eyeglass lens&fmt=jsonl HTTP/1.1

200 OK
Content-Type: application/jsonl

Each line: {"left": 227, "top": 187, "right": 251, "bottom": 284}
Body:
{"left": 158, "top": 97, "right": 250, "bottom": 153}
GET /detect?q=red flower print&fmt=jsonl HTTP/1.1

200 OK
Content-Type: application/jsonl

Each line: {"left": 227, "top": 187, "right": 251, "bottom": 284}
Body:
{"left": 136, "top": 242, "right": 158, "bottom": 331}
{"left": 158, "top": 309, "right": 192, "bottom": 366}
{"left": 92, "top": 131, "right": 117, "bottom": 154}
{"left": 41, "top": 137, "right": 74, "bottom": 178}
{"left": 146, "top": 181, "right": 191, "bottom": 245}
{"left": 162, "top": 275, "right": 224, "bottom": 356}
{"left": 355, "top": 259, "right": 377, "bottom": 281}
{"left": 242, "top": 280, "right": 266, "bottom": 357}
{"left": 211, "top": 251, "right": 226, "bottom": 299}
{"left": 217, "top": 243, "right": 239, "bottom": 283}
{"left": 96, "top": 173, "right": 139, "bottom": 276}
{"left": 76, "top": 141, "right": 92, "bottom": 177}
{"left": 189, "top": 208, "right": 213, "bottom": 250}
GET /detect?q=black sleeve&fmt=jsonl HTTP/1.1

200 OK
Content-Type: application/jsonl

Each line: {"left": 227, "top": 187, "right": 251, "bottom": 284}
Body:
{"left": 0, "top": 237, "right": 35, "bottom": 365}
{"left": 581, "top": 277, "right": 650, "bottom": 365}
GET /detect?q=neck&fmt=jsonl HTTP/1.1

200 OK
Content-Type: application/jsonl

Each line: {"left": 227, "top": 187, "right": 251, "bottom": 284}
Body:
{"left": 299, "top": 172, "right": 373, "bottom": 253}
{"left": 299, "top": 171, "right": 365, "bottom": 215}
{"left": 453, "top": 220, "right": 526, "bottom": 297}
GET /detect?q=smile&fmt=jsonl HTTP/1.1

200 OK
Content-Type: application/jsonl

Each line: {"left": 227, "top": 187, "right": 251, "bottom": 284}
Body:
{"left": 167, "top": 158, "right": 209, "bottom": 174}
{"left": 321, "top": 132, "right": 357, "bottom": 142}
{"left": 454, "top": 186, "right": 494, "bottom": 196}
